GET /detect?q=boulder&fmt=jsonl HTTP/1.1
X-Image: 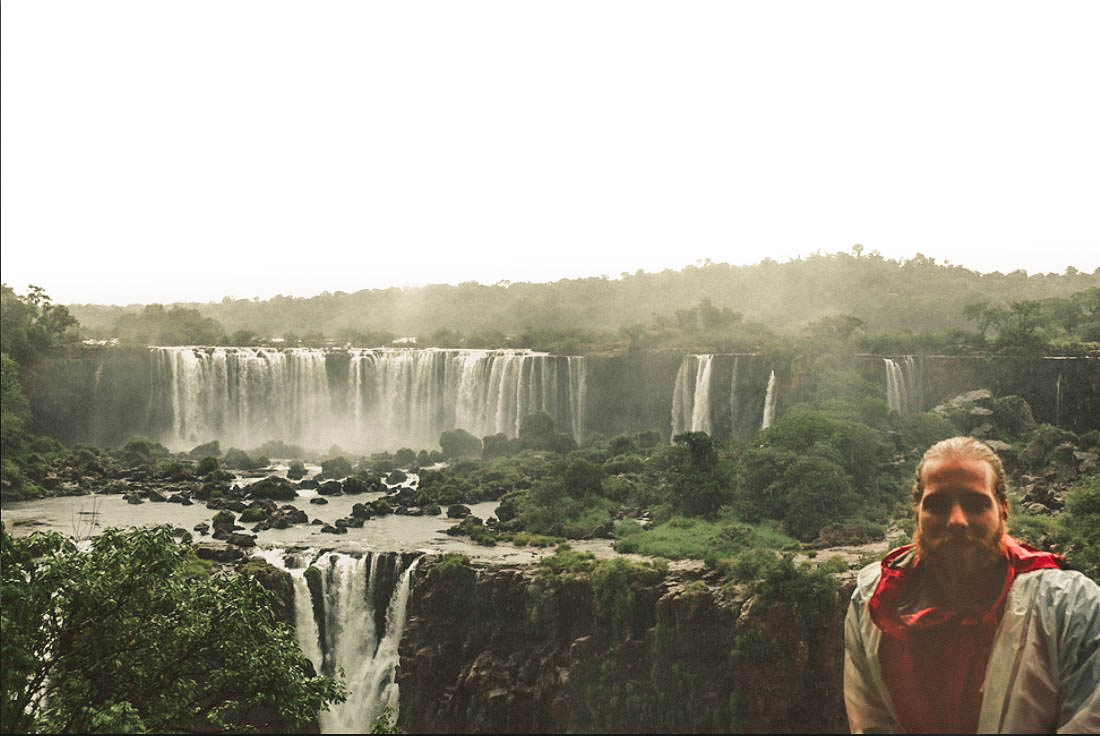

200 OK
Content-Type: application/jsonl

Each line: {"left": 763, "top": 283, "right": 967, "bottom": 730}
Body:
{"left": 1019, "top": 426, "right": 1079, "bottom": 470}
{"left": 448, "top": 504, "right": 472, "bottom": 519}
{"left": 318, "top": 480, "right": 344, "bottom": 496}
{"left": 343, "top": 476, "right": 369, "bottom": 494}
{"left": 249, "top": 476, "right": 297, "bottom": 501}
{"left": 991, "top": 395, "right": 1038, "bottom": 437}
{"left": 227, "top": 532, "right": 257, "bottom": 548}
{"left": 320, "top": 524, "right": 347, "bottom": 535}
{"left": 310, "top": 497, "right": 329, "bottom": 505}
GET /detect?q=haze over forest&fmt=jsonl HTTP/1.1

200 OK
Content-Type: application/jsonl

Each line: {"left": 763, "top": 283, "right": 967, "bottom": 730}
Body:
{"left": 61, "top": 250, "right": 1100, "bottom": 353}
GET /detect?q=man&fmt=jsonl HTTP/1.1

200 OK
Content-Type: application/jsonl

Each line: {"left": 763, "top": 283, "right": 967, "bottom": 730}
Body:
{"left": 844, "top": 436, "right": 1099, "bottom": 733}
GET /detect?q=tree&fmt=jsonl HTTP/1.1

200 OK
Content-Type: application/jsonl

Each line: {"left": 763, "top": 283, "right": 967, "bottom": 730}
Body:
{"left": 439, "top": 428, "right": 482, "bottom": 459}
{"left": 666, "top": 432, "right": 730, "bottom": 517}
{"left": 0, "top": 284, "right": 78, "bottom": 366}
{"left": 1, "top": 525, "right": 345, "bottom": 733}
{"left": 518, "top": 411, "right": 556, "bottom": 450}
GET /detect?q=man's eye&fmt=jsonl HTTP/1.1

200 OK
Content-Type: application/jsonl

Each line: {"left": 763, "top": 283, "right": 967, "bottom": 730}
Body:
{"left": 962, "top": 496, "right": 992, "bottom": 513}
{"left": 923, "top": 498, "right": 949, "bottom": 513}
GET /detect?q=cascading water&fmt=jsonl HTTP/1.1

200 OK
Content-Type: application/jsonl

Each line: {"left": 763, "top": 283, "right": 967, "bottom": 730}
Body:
{"left": 673, "top": 354, "right": 775, "bottom": 439}
{"left": 151, "top": 347, "right": 585, "bottom": 451}
{"left": 728, "top": 356, "right": 739, "bottom": 435}
{"left": 884, "top": 356, "right": 922, "bottom": 416}
{"left": 1056, "top": 373, "right": 1063, "bottom": 426}
{"left": 261, "top": 549, "right": 420, "bottom": 734}
{"left": 760, "top": 369, "right": 777, "bottom": 430}
{"left": 671, "top": 354, "right": 714, "bottom": 436}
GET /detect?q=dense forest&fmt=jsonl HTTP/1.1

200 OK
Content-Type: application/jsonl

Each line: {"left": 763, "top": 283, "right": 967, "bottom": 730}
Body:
{"left": 65, "top": 250, "right": 1100, "bottom": 354}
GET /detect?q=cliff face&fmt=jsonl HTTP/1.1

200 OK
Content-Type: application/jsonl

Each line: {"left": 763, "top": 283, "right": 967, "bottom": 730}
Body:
{"left": 396, "top": 558, "right": 850, "bottom": 733}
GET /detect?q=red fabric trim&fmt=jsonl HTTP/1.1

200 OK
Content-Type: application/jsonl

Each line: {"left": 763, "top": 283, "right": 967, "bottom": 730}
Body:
{"left": 869, "top": 535, "right": 1063, "bottom": 638}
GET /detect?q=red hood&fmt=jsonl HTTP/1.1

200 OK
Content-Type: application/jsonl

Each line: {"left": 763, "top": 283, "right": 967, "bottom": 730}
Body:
{"left": 869, "top": 534, "right": 1064, "bottom": 638}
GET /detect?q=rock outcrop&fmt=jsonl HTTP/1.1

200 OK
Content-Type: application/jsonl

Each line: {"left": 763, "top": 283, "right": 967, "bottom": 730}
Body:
{"left": 397, "top": 558, "right": 850, "bottom": 733}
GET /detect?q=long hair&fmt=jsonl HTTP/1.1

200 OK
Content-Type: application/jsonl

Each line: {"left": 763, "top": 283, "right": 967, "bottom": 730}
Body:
{"left": 911, "top": 436, "right": 1009, "bottom": 508}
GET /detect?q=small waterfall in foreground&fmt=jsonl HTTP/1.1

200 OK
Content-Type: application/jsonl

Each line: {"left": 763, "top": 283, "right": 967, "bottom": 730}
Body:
{"left": 262, "top": 549, "right": 420, "bottom": 734}
{"left": 884, "top": 356, "right": 922, "bottom": 416}
{"left": 760, "top": 370, "right": 777, "bottom": 430}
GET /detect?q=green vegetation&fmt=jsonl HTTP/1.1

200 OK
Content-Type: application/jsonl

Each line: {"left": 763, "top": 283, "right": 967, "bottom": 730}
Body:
{"left": 1, "top": 524, "right": 345, "bottom": 733}
{"left": 65, "top": 251, "right": 1099, "bottom": 354}
{"left": 113, "top": 304, "right": 226, "bottom": 345}
{"left": 1, "top": 286, "right": 80, "bottom": 500}
{"left": 615, "top": 516, "right": 795, "bottom": 566}
{"left": 1009, "top": 473, "right": 1100, "bottom": 580}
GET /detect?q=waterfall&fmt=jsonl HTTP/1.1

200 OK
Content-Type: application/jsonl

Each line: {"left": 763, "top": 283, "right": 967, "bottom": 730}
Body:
{"left": 674, "top": 355, "right": 777, "bottom": 438}
{"left": 1056, "top": 373, "right": 1063, "bottom": 426}
{"left": 670, "top": 356, "right": 694, "bottom": 437}
{"left": 150, "top": 347, "right": 585, "bottom": 452}
{"left": 884, "top": 356, "right": 922, "bottom": 416}
{"left": 670, "top": 354, "right": 714, "bottom": 436}
{"left": 262, "top": 549, "right": 420, "bottom": 734}
{"left": 760, "top": 370, "right": 777, "bottom": 430}
{"left": 689, "top": 354, "right": 714, "bottom": 436}
{"left": 728, "top": 356, "right": 739, "bottom": 435}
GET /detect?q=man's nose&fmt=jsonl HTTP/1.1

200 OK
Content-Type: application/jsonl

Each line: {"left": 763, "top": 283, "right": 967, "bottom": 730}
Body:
{"left": 947, "top": 501, "right": 968, "bottom": 527}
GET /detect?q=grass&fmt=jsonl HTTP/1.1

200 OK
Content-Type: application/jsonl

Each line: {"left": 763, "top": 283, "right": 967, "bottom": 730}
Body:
{"left": 613, "top": 514, "right": 797, "bottom": 566}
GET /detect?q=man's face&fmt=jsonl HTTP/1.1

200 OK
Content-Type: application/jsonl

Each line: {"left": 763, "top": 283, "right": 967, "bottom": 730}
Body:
{"left": 914, "top": 457, "right": 1006, "bottom": 579}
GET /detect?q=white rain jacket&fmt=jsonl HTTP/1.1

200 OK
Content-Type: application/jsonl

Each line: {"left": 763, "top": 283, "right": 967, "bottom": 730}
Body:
{"left": 844, "top": 563, "right": 1100, "bottom": 733}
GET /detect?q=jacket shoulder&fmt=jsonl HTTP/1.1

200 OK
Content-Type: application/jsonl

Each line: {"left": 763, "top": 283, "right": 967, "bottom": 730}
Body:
{"left": 850, "top": 560, "right": 882, "bottom": 606}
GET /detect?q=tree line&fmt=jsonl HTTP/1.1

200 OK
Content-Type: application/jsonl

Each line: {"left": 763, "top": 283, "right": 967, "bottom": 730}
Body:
{"left": 60, "top": 249, "right": 1097, "bottom": 350}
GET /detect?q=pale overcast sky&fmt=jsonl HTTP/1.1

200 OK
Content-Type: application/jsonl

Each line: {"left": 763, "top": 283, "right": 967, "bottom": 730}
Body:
{"left": 2, "top": 1, "right": 1098, "bottom": 306}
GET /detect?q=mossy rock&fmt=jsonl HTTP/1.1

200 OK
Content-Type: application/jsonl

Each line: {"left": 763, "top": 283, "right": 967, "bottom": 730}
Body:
{"left": 249, "top": 476, "right": 297, "bottom": 501}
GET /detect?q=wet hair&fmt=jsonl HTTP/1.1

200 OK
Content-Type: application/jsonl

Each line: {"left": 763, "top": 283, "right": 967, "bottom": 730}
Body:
{"left": 911, "top": 436, "right": 1009, "bottom": 508}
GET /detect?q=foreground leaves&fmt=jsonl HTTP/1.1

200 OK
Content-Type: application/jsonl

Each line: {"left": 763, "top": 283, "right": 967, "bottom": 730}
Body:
{"left": 1, "top": 524, "right": 345, "bottom": 733}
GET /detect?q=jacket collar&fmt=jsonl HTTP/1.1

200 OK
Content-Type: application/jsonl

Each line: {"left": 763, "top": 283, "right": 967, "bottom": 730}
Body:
{"left": 869, "top": 535, "right": 1064, "bottom": 638}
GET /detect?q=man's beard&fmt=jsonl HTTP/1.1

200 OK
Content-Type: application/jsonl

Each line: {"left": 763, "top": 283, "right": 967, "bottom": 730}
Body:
{"left": 914, "top": 518, "right": 1006, "bottom": 587}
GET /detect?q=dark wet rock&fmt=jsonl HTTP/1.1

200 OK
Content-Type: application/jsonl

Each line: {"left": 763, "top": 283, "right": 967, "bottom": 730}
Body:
{"left": 227, "top": 532, "right": 257, "bottom": 548}
{"left": 448, "top": 504, "right": 472, "bottom": 519}
{"left": 1020, "top": 425, "right": 1079, "bottom": 471}
{"left": 318, "top": 480, "right": 344, "bottom": 496}
{"left": 125, "top": 494, "right": 144, "bottom": 505}
{"left": 320, "top": 524, "right": 347, "bottom": 535}
{"left": 211, "top": 527, "right": 231, "bottom": 541}
{"left": 351, "top": 503, "right": 371, "bottom": 519}
{"left": 423, "top": 502, "right": 442, "bottom": 516}
{"left": 194, "top": 544, "right": 242, "bottom": 563}
{"left": 193, "top": 522, "right": 210, "bottom": 535}
{"left": 249, "top": 476, "right": 297, "bottom": 501}
{"left": 343, "top": 476, "right": 369, "bottom": 494}
{"left": 207, "top": 499, "right": 247, "bottom": 513}
{"left": 297, "top": 478, "right": 319, "bottom": 490}
{"left": 311, "top": 519, "right": 325, "bottom": 526}
{"left": 991, "top": 395, "right": 1038, "bottom": 437}
{"left": 309, "top": 497, "right": 328, "bottom": 505}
